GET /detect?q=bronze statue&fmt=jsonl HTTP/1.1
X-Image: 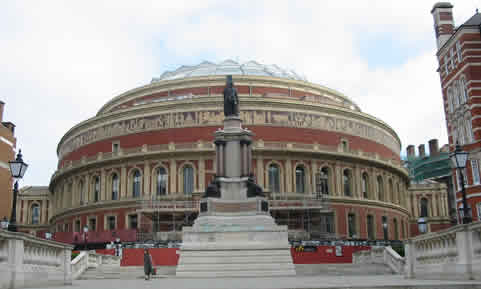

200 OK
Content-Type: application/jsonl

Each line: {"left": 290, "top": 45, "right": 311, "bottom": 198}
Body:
{"left": 204, "top": 177, "right": 221, "bottom": 198}
{"left": 223, "top": 75, "right": 239, "bottom": 116}
{"left": 246, "top": 174, "right": 264, "bottom": 198}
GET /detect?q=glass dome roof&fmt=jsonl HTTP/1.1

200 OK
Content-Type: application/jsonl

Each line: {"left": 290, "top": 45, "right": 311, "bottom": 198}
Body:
{"left": 151, "top": 60, "right": 307, "bottom": 82}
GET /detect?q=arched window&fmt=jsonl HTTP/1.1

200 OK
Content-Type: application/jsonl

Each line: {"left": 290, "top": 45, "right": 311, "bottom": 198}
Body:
{"left": 78, "top": 180, "right": 84, "bottom": 205}
{"left": 362, "top": 173, "right": 369, "bottom": 199}
{"left": 343, "top": 169, "right": 352, "bottom": 197}
{"left": 111, "top": 173, "right": 119, "bottom": 200}
{"left": 393, "top": 218, "right": 399, "bottom": 240}
{"left": 94, "top": 176, "right": 100, "bottom": 202}
{"left": 31, "top": 204, "right": 40, "bottom": 224}
{"left": 132, "top": 170, "right": 141, "bottom": 198}
{"left": 156, "top": 167, "right": 168, "bottom": 196}
{"left": 319, "top": 167, "right": 329, "bottom": 195}
{"left": 389, "top": 179, "right": 394, "bottom": 203}
{"left": 456, "top": 82, "right": 463, "bottom": 107}
{"left": 377, "top": 176, "right": 384, "bottom": 202}
{"left": 420, "top": 198, "right": 429, "bottom": 217}
{"left": 268, "top": 164, "right": 280, "bottom": 193}
{"left": 397, "top": 183, "right": 401, "bottom": 205}
{"left": 382, "top": 216, "right": 388, "bottom": 240}
{"left": 183, "top": 165, "right": 194, "bottom": 195}
{"left": 295, "top": 165, "right": 305, "bottom": 194}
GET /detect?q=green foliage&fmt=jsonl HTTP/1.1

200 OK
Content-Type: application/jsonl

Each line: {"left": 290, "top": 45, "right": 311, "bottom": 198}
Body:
{"left": 71, "top": 252, "right": 80, "bottom": 260}
{"left": 392, "top": 245, "right": 405, "bottom": 257}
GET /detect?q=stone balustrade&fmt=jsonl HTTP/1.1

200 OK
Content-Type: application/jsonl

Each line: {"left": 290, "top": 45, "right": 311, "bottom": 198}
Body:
{"left": 384, "top": 246, "right": 405, "bottom": 274}
{"left": 405, "top": 221, "right": 481, "bottom": 280}
{"left": 71, "top": 250, "right": 121, "bottom": 280}
{"left": 0, "top": 229, "right": 74, "bottom": 289}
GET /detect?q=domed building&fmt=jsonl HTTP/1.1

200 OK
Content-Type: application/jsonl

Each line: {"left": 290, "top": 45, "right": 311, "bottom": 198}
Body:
{"left": 24, "top": 60, "right": 415, "bottom": 246}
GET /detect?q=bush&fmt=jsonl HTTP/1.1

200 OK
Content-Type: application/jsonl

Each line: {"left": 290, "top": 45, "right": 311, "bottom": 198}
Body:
{"left": 71, "top": 252, "right": 80, "bottom": 260}
{"left": 392, "top": 245, "right": 405, "bottom": 257}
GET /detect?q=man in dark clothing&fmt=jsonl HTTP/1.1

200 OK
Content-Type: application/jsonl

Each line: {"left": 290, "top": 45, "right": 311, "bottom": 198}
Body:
{"left": 143, "top": 249, "right": 153, "bottom": 280}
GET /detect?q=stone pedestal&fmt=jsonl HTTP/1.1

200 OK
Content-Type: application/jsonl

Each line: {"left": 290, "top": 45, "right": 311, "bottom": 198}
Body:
{"left": 176, "top": 116, "right": 295, "bottom": 277}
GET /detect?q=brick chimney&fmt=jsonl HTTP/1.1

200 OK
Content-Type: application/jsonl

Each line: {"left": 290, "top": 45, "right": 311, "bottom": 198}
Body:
{"left": 418, "top": 144, "right": 426, "bottom": 158}
{"left": 431, "top": 2, "right": 455, "bottom": 50}
{"left": 429, "top": 139, "right": 440, "bottom": 156}
{"left": 407, "top": 145, "right": 415, "bottom": 158}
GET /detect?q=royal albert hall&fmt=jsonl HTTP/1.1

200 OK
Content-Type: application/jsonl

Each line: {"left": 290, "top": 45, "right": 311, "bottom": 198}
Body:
{"left": 49, "top": 60, "right": 410, "bottom": 246}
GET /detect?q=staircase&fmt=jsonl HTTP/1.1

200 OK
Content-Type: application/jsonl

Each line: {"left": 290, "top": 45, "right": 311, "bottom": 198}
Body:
{"left": 176, "top": 249, "right": 296, "bottom": 277}
{"left": 79, "top": 266, "right": 175, "bottom": 279}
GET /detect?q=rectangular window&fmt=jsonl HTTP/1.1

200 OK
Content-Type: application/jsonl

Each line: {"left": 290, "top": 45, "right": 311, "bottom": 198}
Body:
{"left": 348, "top": 213, "right": 356, "bottom": 238}
{"left": 107, "top": 216, "right": 116, "bottom": 230}
{"left": 466, "top": 119, "right": 473, "bottom": 142}
{"left": 471, "top": 160, "right": 480, "bottom": 185}
{"left": 319, "top": 213, "right": 335, "bottom": 234}
{"left": 112, "top": 142, "right": 119, "bottom": 153}
{"left": 382, "top": 216, "right": 388, "bottom": 240}
{"left": 75, "top": 220, "right": 81, "bottom": 232}
{"left": 367, "top": 215, "right": 374, "bottom": 240}
{"left": 456, "top": 41, "right": 462, "bottom": 63}
{"left": 64, "top": 223, "right": 69, "bottom": 232}
{"left": 89, "top": 218, "right": 97, "bottom": 231}
{"left": 129, "top": 214, "right": 138, "bottom": 229}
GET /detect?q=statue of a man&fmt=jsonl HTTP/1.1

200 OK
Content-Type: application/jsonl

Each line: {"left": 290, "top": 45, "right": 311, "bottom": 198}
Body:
{"left": 223, "top": 75, "right": 239, "bottom": 117}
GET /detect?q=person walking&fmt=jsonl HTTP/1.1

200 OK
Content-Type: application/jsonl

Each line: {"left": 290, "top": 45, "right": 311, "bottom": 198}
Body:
{"left": 143, "top": 249, "right": 153, "bottom": 280}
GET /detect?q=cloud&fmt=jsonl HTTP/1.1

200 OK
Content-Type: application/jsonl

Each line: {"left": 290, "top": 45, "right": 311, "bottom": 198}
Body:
{"left": 0, "top": 0, "right": 477, "bottom": 185}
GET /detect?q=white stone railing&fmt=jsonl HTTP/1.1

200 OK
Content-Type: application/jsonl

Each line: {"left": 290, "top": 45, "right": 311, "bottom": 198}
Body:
{"left": 0, "top": 229, "right": 74, "bottom": 289}
{"left": 384, "top": 246, "right": 405, "bottom": 274}
{"left": 71, "top": 250, "right": 121, "bottom": 280}
{"left": 405, "top": 221, "right": 481, "bottom": 280}
{"left": 71, "top": 251, "right": 88, "bottom": 280}
{"left": 352, "top": 246, "right": 404, "bottom": 274}
{"left": 352, "top": 246, "right": 384, "bottom": 265}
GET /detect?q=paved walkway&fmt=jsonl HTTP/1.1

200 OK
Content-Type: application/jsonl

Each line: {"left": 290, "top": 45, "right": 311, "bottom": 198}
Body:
{"left": 32, "top": 275, "right": 481, "bottom": 289}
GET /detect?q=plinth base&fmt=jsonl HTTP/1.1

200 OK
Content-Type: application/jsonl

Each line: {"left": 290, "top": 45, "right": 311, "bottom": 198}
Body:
{"left": 176, "top": 215, "right": 296, "bottom": 277}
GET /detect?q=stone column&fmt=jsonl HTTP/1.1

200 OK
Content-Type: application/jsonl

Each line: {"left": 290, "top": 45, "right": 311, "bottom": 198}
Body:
{"left": 144, "top": 161, "right": 151, "bottom": 196}
{"left": 456, "top": 227, "right": 474, "bottom": 280}
{"left": 285, "top": 159, "right": 292, "bottom": 193}
{"left": 354, "top": 166, "right": 361, "bottom": 198}
{"left": 63, "top": 248, "right": 72, "bottom": 285}
{"left": 215, "top": 142, "right": 220, "bottom": 175}
{"left": 22, "top": 199, "right": 28, "bottom": 223}
{"left": 100, "top": 169, "right": 106, "bottom": 201}
{"left": 218, "top": 141, "right": 225, "bottom": 176}
{"left": 335, "top": 165, "right": 341, "bottom": 196}
{"left": 432, "top": 194, "right": 439, "bottom": 217}
{"left": 8, "top": 237, "right": 25, "bottom": 288}
{"left": 84, "top": 175, "right": 89, "bottom": 203}
{"left": 41, "top": 199, "right": 47, "bottom": 224}
{"left": 199, "top": 157, "right": 205, "bottom": 192}
{"left": 404, "top": 239, "right": 416, "bottom": 279}
{"left": 311, "top": 162, "right": 318, "bottom": 195}
{"left": 170, "top": 159, "right": 177, "bottom": 194}
{"left": 121, "top": 166, "right": 127, "bottom": 199}
{"left": 247, "top": 143, "right": 252, "bottom": 175}
{"left": 256, "top": 155, "right": 264, "bottom": 188}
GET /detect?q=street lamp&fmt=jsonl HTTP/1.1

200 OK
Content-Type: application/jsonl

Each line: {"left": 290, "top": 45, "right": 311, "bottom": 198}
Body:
{"left": 449, "top": 143, "right": 472, "bottom": 224}
{"left": 115, "top": 237, "right": 121, "bottom": 256}
{"left": 8, "top": 150, "right": 28, "bottom": 232}
{"left": 1, "top": 217, "right": 9, "bottom": 230}
{"left": 83, "top": 225, "right": 88, "bottom": 251}
{"left": 418, "top": 217, "right": 427, "bottom": 234}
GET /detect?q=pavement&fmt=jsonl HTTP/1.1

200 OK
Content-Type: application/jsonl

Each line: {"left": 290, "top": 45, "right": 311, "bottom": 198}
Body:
{"left": 31, "top": 275, "right": 481, "bottom": 289}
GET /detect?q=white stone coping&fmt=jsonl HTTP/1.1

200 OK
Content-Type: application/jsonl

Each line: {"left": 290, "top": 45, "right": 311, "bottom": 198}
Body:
{"left": 0, "top": 230, "right": 74, "bottom": 250}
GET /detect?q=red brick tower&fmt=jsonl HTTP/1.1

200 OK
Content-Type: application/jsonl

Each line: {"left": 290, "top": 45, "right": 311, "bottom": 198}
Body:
{"left": 432, "top": 3, "right": 481, "bottom": 222}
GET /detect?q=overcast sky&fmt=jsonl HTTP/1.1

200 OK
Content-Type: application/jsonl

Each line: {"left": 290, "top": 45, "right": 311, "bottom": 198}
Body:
{"left": 1, "top": 0, "right": 480, "bottom": 186}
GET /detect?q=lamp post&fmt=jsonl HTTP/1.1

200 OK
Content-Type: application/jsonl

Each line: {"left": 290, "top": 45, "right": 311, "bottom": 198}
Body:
{"left": 83, "top": 225, "right": 88, "bottom": 251}
{"left": 115, "top": 237, "right": 121, "bottom": 256}
{"left": 418, "top": 217, "right": 427, "bottom": 234}
{"left": 1, "top": 217, "right": 9, "bottom": 230}
{"left": 8, "top": 150, "right": 28, "bottom": 232}
{"left": 449, "top": 143, "right": 472, "bottom": 224}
